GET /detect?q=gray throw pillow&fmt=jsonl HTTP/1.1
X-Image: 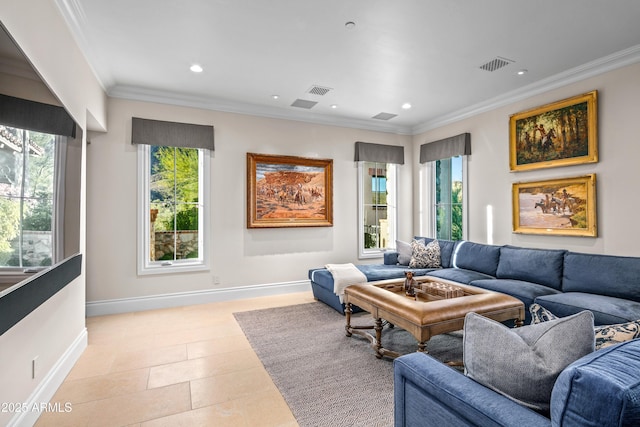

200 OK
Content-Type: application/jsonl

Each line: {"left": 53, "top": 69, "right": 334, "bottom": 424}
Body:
{"left": 530, "top": 303, "right": 640, "bottom": 350}
{"left": 463, "top": 310, "right": 595, "bottom": 412}
{"left": 409, "top": 239, "right": 441, "bottom": 268}
{"left": 396, "top": 239, "right": 417, "bottom": 266}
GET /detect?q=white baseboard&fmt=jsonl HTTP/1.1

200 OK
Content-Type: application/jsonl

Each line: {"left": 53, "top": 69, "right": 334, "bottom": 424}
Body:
{"left": 8, "top": 328, "right": 88, "bottom": 427}
{"left": 85, "top": 280, "right": 312, "bottom": 317}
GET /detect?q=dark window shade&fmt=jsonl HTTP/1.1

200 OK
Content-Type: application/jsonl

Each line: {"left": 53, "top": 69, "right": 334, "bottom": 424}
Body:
{"left": 420, "top": 133, "right": 471, "bottom": 163}
{"left": 0, "top": 94, "right": 76, "bottom": 137}
{"left": 131, "top": 117, "right": 214, "bottom": 150}
{"left": 354, "top": 141, "right": 404, "bottom": 165}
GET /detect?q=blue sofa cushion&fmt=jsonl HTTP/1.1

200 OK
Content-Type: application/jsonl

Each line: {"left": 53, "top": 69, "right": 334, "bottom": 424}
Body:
{"left": 454, "top": 241, "right": 501, "bottom": 277}
{"left": 496, "top": 246, "right": 566, "bottom": 291}
{"left": 563, "top": 252, "right": 640, "bottom": 302}
{"left": 464, "top": 311, "right": 595, "bottom": 413}
{"left": 470, "top": 279, "right": 561, "bottom": 325}
{"left": 427, "top": 268, "right": 494, "bottom": 285}
{"left": 551, "top": 339, "right": 640, "bottom": 427}
{"left": 535, "top": 292, "right": 640, "bottom": 326}
{"left": 415, "top": 237, "right": 458, "bottom": 268}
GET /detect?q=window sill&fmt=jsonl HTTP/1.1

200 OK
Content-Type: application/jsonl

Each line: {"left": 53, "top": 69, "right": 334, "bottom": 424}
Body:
{"left": 138, "top": 261, "right": 210, "bottom": 276}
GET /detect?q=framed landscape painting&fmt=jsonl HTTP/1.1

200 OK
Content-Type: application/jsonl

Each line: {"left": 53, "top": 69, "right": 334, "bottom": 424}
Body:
{"left": 509, "top": 91, "right": 598, "bottom": 171}
{"left": 512, "top": 174, "right": 597, "bottom": 237}
{"left": 246, "top": 153, "right": 333, "bottom": 228}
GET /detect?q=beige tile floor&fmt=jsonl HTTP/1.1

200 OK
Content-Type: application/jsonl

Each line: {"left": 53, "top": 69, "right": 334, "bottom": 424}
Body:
{"left": 35, "top": 291, "right": 317, "bottom": 427}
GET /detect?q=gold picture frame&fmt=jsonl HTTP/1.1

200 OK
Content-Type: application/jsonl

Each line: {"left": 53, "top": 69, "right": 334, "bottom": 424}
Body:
{"left": 509, "top": 91, "right": 598, "bottom": 171}
{"left": 246, "top": 153, "right": 333, "bottom": 228}
{"left": 512, "top": 174, "right": 597, "bottom": 237}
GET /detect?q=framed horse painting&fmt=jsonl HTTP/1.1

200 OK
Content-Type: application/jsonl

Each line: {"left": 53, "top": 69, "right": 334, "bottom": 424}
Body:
{"left": 246, "top": 153, "right": 333, "bottom": 228}
{"left": 509, "top": 91, "right": 598, "bottom": 171}
{"left": 512, "top": 174, "right": 597, "bottom": 237}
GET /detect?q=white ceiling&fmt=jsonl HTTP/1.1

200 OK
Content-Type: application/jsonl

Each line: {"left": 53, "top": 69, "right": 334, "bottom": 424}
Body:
{"left": 20, "top": 1, "right": 640, "bottom": 134}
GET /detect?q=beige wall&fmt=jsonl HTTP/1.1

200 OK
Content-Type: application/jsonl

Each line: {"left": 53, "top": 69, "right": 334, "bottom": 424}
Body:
{"left": 413, "top": 61, "right": 640, "bottom": 257}
{"left": 86, "top": 98, "right": 413, "bottom": 302}
{"left": 0, "top": 0, "right": 106, "bottom": 424}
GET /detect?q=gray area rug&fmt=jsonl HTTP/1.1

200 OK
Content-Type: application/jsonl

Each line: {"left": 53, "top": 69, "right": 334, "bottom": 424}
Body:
{"left": 233, "top": 301, "right": 462, "bottom": 427}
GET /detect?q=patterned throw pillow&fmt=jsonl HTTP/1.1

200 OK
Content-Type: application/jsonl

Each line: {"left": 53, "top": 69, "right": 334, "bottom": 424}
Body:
{"left": 396, "top": 239, "right": 424, "bottom": 266}
{"left": 529, "top": 303, "right": 640, "bottom": 350}
{"left": 409, "top": 239, "right": 441, "bottom": 268}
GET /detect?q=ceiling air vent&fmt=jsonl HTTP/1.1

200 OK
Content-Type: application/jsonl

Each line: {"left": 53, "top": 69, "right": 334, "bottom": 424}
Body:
{"left": 479, "top": 56, "right": 514, "bottom": 72}
{"left": 307, "top": 85, "right": 332, "bottom": 96}
{"left": 372, "top": 112, "right": 398, "bottom": 121}
{"left": 291, "top": 99, "right": 318, "bottom": 109}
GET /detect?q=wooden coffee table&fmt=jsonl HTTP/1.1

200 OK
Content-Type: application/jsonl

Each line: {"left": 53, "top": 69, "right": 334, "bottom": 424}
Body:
{"left": 344, "top": 276, "right": 524, "bottom": 359}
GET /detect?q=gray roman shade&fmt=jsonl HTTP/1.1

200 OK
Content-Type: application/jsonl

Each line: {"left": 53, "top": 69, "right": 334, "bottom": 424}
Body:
{"left": 354, "top": 141, "right": 404, "bottom": 165}
{"left": 419, "top": 133, "right": 471, "bottom": 163}
{"left": 131, "top": 117, "right": 214, "bottom": 150}
{"left": 0, "top": 94, "right": 76, "bottom": 137}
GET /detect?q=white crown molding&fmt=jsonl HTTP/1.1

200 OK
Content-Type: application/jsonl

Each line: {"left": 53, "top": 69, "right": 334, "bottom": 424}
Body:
{"left": 108, "top": 85, "right": 414, "bottom": 135}
{"left": 54, "top": 0, "right": 111, "bottom": 91}
{"left": 412, "top": 44, "right": 640, "bottom": 135}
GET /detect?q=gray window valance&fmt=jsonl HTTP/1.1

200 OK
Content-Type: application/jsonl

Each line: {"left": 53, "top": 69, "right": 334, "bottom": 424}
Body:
{"left": 0, "top": 94, "right": 77, "bottom": 137}
{"left": 419, "top": 133, "right": 471, "bottom": 163}
{"left": 354, "top": 141, "right": 404, "bottom": 165}
{"left": 131, "top": 117, "right": 214, "bottom": 150}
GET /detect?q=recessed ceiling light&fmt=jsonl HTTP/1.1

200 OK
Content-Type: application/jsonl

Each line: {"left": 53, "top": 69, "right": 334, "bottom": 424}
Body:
{"left": 190, "top": 64, "right": 203, "bottom": 73}
{"left": 272, "top": 95, "right": 280, "bottom": 100}
{"left": 401, "top": 103, "right": 412, "bottom": 110}
{"left": 330, "top": 104, "right": 338, "bottom": 109}
{"left": 517, "top": 69, "right": 528, "bottom": 75}
{"left": 345, "top": 21, "right": 356, "bottom": 30}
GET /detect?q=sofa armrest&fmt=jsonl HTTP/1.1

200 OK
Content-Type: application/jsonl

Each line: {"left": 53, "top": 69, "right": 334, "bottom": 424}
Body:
{"left": 384, "top": 251, "right": 399, "bottom": 265}
{"left": 394, "top": 353, "right": 550, "bottom": 427}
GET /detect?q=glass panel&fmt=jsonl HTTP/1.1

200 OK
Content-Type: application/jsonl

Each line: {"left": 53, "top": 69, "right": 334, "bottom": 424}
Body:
{"left": 150, "top": 145, "right": 175, "bottom": 205}
{"left": 151, "top": 202, "right": 175, "bottom": 261}
{"left": 0, "top": 197, "right": 21, "bottom": 266}
{"left": 363, "top": 205, "right": 380, "bottom": 249}
{"left": 174, "top": 147, "right": 199, "bottom": 204}
{"left": 175, "top": 205, "right": 199, "bottom": 260}
{"left": 434, "top": 157, "right": 463, "bottom": 241}
{"left": 0, "top": 127, "right": 55, "bottom": 267}
{"left": 147, "top": 146, "right": 202, "bottom": 264}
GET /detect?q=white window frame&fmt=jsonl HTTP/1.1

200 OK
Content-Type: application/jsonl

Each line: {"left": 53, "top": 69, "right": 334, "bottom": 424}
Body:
{"left": 137, "top": 144, "right": 210, "bottom": 275}
{"left": 357, "top": 161, "right": 397, "bottom": 259}
{"left": 419, "top": 156, "right": 468, "bottom": 240}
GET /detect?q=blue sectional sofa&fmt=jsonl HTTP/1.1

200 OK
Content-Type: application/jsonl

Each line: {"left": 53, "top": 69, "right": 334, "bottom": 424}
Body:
{"left": 394, "top": 337, "right": 640, "bottom": 426}
{"left": 309, "top": 238, "right": 640, "bottom": 325}
{"left": 310, "top": 238, "right": 640, "bottom": 426}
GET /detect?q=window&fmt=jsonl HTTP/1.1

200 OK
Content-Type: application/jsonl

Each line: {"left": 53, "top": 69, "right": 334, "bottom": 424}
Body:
{"left": 358, "top": 161, "right": 397, "bottom": 258}
{"left": 421, "top": 156, "right": 467, "bottom": 241}
{"left": 138, "top": 144, "right": 210, "bottom": 274}
{"left": 0, "top": 125, "right": 57, "bottom": 269}
{"left": 435, "top": 156, "right": 465, "bottom": 240}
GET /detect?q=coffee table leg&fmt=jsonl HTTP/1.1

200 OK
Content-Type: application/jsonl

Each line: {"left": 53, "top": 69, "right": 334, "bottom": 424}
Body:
{"left": 417, "top": 341, "right": 427, "bottom": 353}
{"left": 374, "top": 318, "right": 383, "bottom": 359}
{"left": 345, "top": 303, "right": 353, "bottom": 337}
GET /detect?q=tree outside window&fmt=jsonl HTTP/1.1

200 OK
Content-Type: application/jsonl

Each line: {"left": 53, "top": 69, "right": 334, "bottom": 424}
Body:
{"left": 149, "top": 146, "right": 200, "bottom": 262}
